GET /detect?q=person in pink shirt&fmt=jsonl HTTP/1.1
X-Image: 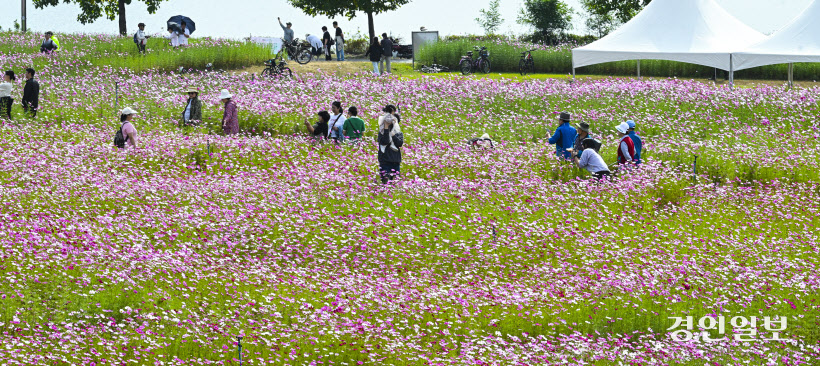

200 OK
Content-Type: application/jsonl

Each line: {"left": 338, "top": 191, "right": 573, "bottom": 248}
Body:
{"left": 219, "top": 89, "right": 239, "bottom": 135}
{"left": 118, "top": 107, "right": 139, "bottom": 149}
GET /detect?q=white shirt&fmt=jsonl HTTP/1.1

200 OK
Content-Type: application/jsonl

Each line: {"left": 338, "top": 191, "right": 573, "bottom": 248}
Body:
{"left": 178, "top": 28, "right": 191, "bottom": 45}
{"left": 328, "top": 113, "right": 346, "bottom": 139}
{"left": 0, "top": 82, "right": 11, "bottom": 98}
{"left": 306, "top": 35, "right": 323, "bottom": 50}
{"left": 167, "top": 31, "right": 179, "bottom": 47}
{"left": 137, "top": 29, "right": 147, "bottom": 45}
{"left": 577, "top": 149, "right": 609, "bottom": 173}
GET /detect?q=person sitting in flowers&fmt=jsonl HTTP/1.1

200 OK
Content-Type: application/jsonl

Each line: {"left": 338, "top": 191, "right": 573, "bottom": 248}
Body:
{"left": 573, "top": 138, "right": 610, "bottom": 180}
{"left": 181, "top": 87, "right": 202, "bottom": 126}
{"left": 342, "top": 106, "right": 366, "bottom": 142}
{"left": 219, "top": 89, "right": 239, "bottom": 135}
{"left": 304, "top": 111, "right": 331, "bottom": 140}
{"left": 613, "top": 121, "right": 636, "bottom": 167}
{"left": 546, "top": 112, "right": 577, "bottom": 160}
{"left": 571, "top": 121, "right": 594, "bottom": 160}
{"left": 626, "top": 120, "right": 643, "bottom": 165}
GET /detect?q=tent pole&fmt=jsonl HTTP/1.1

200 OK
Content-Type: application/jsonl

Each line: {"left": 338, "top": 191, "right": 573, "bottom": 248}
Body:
{"left": 788, "top": 63, "right": 794, "bottom": 89}
{"left": 637, "top": 60, "right": 641, "bottom": 79}
{"left": 572, "top": 68, "right": 576, "bottom": 83}
{"left": 729, "top": 55, "right": 734, "bottom": 90}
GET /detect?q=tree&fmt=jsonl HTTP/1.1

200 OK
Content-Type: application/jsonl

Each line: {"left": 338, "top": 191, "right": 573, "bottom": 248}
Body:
{"left": 584, "top": 9, "right": 619, "bottom": 38}
{"left": 33, "top": 0, "right": 167, "bottom": 36}
{"left": 288, "top": 0, "right": 412, "bottom": 43}
{"left": 517, "top": 0, "right": 573, "bottom": 45}
{"left": 582, "top": 0, "right": 651, "bottom": 24}
{"left": 475, "top": 0, "right": 504, "bottom": 35}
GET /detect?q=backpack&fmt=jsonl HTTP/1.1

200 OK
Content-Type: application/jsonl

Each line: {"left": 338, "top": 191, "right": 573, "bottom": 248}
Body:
{"left": 114, "top": 122, "right": 129, "bottom": 148}
{"left": 133, "top": 32, "right": 139, "bottom": 44}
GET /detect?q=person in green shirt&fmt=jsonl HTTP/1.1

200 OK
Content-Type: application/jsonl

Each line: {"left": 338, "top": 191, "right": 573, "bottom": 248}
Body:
{"left": 342, "top": 106, "right": 366, "bottom": 141}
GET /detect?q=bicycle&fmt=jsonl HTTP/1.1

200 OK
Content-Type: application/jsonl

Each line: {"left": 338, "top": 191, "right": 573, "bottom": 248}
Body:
{"left": 459, "top": 46, "right": 491, "bottom": 75}
{"left": 519, "top": 48, "right": 536, "bottom": 75}
{"left": 420, "top": 64, "right": 450, "bottom": 73}
{"left": 261, "top": 57, "right": 293, "bottom": 78}
{"left": 281, "top": 38, "right": 313, "bottom": 65}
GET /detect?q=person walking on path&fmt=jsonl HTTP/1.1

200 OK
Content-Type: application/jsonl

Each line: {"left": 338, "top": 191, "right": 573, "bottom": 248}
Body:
{"left": 220, "top": 89, "right": 239, "bottom": 135}
{"left": 333, "top": 21, "right": 345, "bottom": 61}
{"left": 0, "top": 71, "right": 15, "bottom": 120}
{"left": 546, "top": 112, "right": 577, "bottom": 160}
{"left": 378, "top": 113, "right": 404, "bottom": 184}
{"left": 115, "top": 107, "right": 139, "bottom": 150}
{"left": 626, "top": 120, "right": 643, "bottom": 165}
{"left": 304, "top": 111, "right": 331, "bottom": 140}
{"left": 135, "top": 23, "right": 151, "bottom": 53}
{"left": 22, "top": 68, "right": 40, "bottom": 118}
{"left": 573, "top": 139, "right": 610, "bottom": 180}
{"left": 328, "top": 101, "right": 347, "bottom": 142}
{"left": 321, "top": 26, "right": 333, "bottom": 61}
{"left": 365, "top": 37, "right": 382, "bottom": 75}
{"left": 614, "top": 122, "right": 636, "bottom": 166}
{"left": 181, "top": 87, "right": 202, "bottom": 126}
{"left": 178, "top": 21, "right": 191, "bottom": 47}
{"left": 278, "top": 17, "right": 294, "bottom": 44}
{"left": 379, "top": 33, "right": 393, "bottom": 74}
{"left": 343, "top": 106, "right": 365, "bottom": 142}
{"left": 40, "top": 31, "right": 60, "bottom": 53}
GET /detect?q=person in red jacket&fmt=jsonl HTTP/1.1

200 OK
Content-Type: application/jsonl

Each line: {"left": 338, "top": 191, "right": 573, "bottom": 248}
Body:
{"left": 614, "top": 122, "right": 635, "bottom": 166}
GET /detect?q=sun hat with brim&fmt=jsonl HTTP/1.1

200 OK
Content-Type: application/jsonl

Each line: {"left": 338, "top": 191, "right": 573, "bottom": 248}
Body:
{"left": 185, "top": 87, "right": 199, "bottom": 94}
{"left": 121, "top": 107, "right": 138, "bottom": 115}
{"left": 626, "top": 120, "right": 636, "bottom": 129}
{"left": 615, "top": 122, "right": 630, "bottom": 134}
{"left": 575, "top": 122, "right": 590, "bottom": 132}
{"left": 219, "top": 89, "right": 233, "bottom": 99}
{"left": 556, "top": 112, "right": 571, "bottom": 121}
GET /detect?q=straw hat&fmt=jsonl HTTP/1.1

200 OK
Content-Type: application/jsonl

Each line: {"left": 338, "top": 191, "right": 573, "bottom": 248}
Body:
{"left": 185, "top": 87, "right": 199, "bottom": 94}
{"left": 121, "top": 107, "right": 138, "bottom": 115}
{"left": 218, "top": 89, "right": 232, "bottom": 100}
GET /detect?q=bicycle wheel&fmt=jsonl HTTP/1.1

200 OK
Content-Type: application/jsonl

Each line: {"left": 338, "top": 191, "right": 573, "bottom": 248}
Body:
{"left": 519, "top": 59, "right": 527, "bottom": 75}
{"left": 480, "top": 59, "right": 491, "bottom": 74}
{"left": 295, "top": 48, "right": 312, "bottom": 64}
{"left": 528, "top": 60, "right": 535, "bottom": 75}
{"left": 282, "top": 67, "right": 293, "bottom": 78}
{"left": 261, "top": 68, "right": 272, "bottom": 77}
{"left": 460, "top": 59, "right": 472, "bottom": 75}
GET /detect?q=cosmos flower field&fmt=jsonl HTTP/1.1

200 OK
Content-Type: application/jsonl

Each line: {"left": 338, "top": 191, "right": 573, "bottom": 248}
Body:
{"left": 1, "top": 33, "right": 819, "bottom": 365}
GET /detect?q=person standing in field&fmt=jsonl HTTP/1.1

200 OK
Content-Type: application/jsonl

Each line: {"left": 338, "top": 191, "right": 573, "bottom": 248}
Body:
{"left": 178, "top": 21, "right": 191, "bottom": 47}
{"left": 614, "top": 121, "right": 636, "bottom": 166}
{"left": 379, "top": 33, "right": 393, "bottom": 74}
{"left": 114, "top": 107, "right": 139, "bottom": 150}
{"left": 322, "top": 26, "right": 333, "bottom": 61}
{"left": 571, "top": 121, "right": 592, "bottom": 160}
{"left": 333, "top": 21, "right": 345, "bottom": 61}
{"left": 40, "top": 31, "right": 60, "bottom": 53}
{"left": 0, "top": 71, "right": 15, "bottom": 120}
{"left": 343, "top": 106, "right": 365, "bottom": 142}
{"left": 573, "top": 138, "right": 610, "bottom": 180}
{"left": 365, "top": 37, "right": 382, "bottom": 75}
{"left": 22, "top": 68, "right": 40, "bottom": 118}
{"left": 545, "top": 112, "right": 576, "bottom": 160}
{"left": 181, "top": 87, "right": 202, "bottom": 126}
{"left": 377, "top": 113, "right": 404, "bottom": 184}
{"left": 166, "top": 27, "right": 180, "bottom": 48}
{"left": 328, "top": 101, "right": 347, "bottom": 142}
{"left": 135, "top": 23, "right": 150, "bottom": 53}
{"left": 278, "top": 17, "right": 294, "bottom": 44}
{"left": 626, "top": 120, "right": 643, "bottom": 165}
{"left": 220, "top": 89, "right": 239, "bottom": 135}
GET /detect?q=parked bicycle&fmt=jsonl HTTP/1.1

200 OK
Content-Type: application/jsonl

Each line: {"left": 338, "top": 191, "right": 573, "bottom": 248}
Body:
{"left": 519, "top": 48, "right": 536, "bottom": 75}
{"left": 420, "top": 64, "right": 450, "bottom": 73}
{"left": 459, "top": 46, "right": 491, "bottom": 75}
{"left": 281, "top": 38, "right": 313, "bottom": 65}
{"left": 261, "top": 57, "right": 293, "bottom": 78}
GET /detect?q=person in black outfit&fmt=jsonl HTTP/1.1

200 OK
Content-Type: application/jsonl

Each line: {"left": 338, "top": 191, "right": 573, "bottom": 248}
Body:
{"left": 377, "top": 113, "right": 404, "bottom": 184}
{"left": 304, "top": 111, "right": 331, "bottom": 140}
{"left": 364, "top": 37, "right": 382, "bottom": 75}
{"left": 321, "top": 26, "right": 333, "bottom": 61}
{"left": 22, "top": 68, "right": 40, "bottom": 118}
{"left": 379, "top": 33, "right": 393, "bottom": 74}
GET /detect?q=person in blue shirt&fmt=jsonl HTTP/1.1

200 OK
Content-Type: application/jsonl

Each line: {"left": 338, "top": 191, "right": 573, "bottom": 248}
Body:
{"left": 626, "top": 120, "right": 643, "bottom": 165}
{"left": 546, "top": 112, "right": 577, "bottom": 160}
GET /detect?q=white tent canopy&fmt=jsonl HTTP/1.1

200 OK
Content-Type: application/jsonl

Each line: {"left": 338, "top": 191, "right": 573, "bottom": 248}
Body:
{"left": 572, "top": 0, "right": 766, "bottom": 72}
{"left": 733, "top": 0, "right": 820, "bottom": 71}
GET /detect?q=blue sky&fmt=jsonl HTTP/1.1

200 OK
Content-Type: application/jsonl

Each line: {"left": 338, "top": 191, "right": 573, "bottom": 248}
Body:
{"left": 1, "top": 0, "right": 812, "bottom": 41}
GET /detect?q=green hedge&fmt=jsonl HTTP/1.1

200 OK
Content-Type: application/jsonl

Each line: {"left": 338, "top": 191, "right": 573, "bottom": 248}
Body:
{"left": 417, "top": 39, "right": 820, "bottom": 80}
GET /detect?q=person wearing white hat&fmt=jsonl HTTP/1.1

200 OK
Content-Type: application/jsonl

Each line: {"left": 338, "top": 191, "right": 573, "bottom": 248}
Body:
{"left": 614, "top": 121, "right": 635, "bottom": 166}
{"left": 220, "top": 89, "right": 239, "bottom": 135}
{"left": 114, "top": 107, "right": 139, "bottom": 149}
